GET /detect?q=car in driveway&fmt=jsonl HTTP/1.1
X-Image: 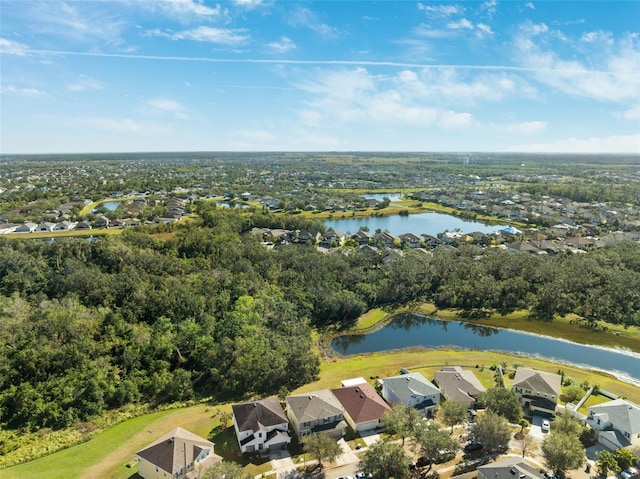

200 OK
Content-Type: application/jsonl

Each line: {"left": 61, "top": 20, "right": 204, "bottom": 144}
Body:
{"left": 464, "top": 442, "right": 483, "bottom": 453}
{"left": 541, "top": 419, "right": 550, "bottom": 432}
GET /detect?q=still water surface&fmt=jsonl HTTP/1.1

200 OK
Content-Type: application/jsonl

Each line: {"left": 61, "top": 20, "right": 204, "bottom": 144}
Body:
{"left": 332, "top": 314, "right": 640, "bottom": 385}
{"left": 324, "top": 211, "right": 511, "bottom": 236}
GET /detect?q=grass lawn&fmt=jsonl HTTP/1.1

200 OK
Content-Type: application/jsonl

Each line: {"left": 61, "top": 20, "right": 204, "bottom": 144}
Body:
{"left": 578, "top": 392, "right": 614, "bottom": 415}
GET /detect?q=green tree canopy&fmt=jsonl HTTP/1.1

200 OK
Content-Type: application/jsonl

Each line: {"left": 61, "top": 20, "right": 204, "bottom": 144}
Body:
{"left": 383, "top": 405, "right": 421, "bottom": 445}
{"left": 302, "top": 433, "right": 342, "bottom": 469}
{"left": 479, "top": 388, "right": 523, "bottom": 423}
{"left": 202, "top": 461, "right": 253, "bottom": 479}
{"left": 541, "top": 432, "right": 585, "bottom": 474}
{"left": 439, "top": 400, "right": 468, "bottom": 433}
{"left": 360, "top": 440, "right": 411, "bottom": 479}
{"left": 412, "top": 422, "right": 460, "bottom": 466}
{"left": 596, "top": 450, "right": 621, "bottom": 478}
{"left": 471, "top": 411, "right": 511, "bottom": 452}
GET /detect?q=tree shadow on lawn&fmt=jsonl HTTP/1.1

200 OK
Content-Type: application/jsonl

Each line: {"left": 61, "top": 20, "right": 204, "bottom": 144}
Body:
{"left": 208, "top": 425, "right": 270, "bottom": 468}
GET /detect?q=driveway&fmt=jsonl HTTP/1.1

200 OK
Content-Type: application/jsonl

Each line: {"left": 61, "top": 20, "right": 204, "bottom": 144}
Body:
{"left": 360, "top": 431, "right": 381, "bottom": 447}
{"left": 529, "top": 415, "right": 550, "bottom": 441}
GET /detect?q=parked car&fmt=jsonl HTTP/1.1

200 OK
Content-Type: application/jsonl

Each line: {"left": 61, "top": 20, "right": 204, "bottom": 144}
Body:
{"left": 416, "top": 456, "right": 431, "bottom": 468}
{"left": 541, "top": 419, "right": 550, "bottom": 432}
{"left": 621, "top": 468, "right": 639, "bottom": 479}
{"left": 464, "top": 442, "right": 483, "bottom": 453}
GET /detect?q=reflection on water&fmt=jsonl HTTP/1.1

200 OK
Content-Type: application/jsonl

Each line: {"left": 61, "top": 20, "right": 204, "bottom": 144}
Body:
{"left": 331, "top": 314, "right": 640, "bottom": 384}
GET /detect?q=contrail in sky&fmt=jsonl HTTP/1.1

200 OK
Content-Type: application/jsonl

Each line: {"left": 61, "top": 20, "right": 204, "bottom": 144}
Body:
{"left": 24, "top": 48, "right": 625, "bottom": 76}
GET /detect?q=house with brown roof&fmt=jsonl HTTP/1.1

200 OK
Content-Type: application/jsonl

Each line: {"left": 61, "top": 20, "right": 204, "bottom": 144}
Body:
{"left": 136, "top": 427, "right": 221, "bottom": 479}
{"left": 434, "top": 366, "right": 486, "bottom": 409}
{"left": 286, "top": 390, "right": 347, "bottom": 439}
{"left": 232, "top": 397, "right": 291, "bottom": 454}
{"left": 331, "top": 382, "right": 392, "bottom": 433}
{"left": 512, "top": 368, "right": 562, "bottom": 417}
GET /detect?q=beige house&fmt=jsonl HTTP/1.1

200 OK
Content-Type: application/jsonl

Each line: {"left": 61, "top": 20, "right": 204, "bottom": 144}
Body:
{"left": 286, "top": 390, "right": 347, "bottom": 439}
{"left": 331, "top": 382, "right": 391, "bottom": 433}
{"left": 136, "top": 427, "right": 220, "bottom": 479}
{"left": 512, "top": 368, "right": 561, "bottom": 417}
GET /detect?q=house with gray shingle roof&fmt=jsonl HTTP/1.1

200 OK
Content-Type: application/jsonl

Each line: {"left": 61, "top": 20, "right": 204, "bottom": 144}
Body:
{"left": 286, "top": 390, "right": 347, "bottom": 439}
{"left": 586, "top": 398, "right": 640, "bottom": 451}
{"left": 232, "top": 397, "right": 291, "bottom": 454}
{"left": 136, "top": 427, "right": 221, "bottom": 479}
{"left": 434, "top": 366, "right": 486, "bottom": 409}
{"left": 381, "top": 372, "right": 440, "bottom": 417}
{"left": 478, "top": 457, "right": 541, "bottom": 479}
{"left": 512, "top": 368, "right": 561, "bottom": 417}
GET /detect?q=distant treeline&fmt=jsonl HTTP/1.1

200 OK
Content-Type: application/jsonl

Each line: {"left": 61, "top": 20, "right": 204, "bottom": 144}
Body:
{"left": 1, "top": 205, "right": 639, "bottom": 431}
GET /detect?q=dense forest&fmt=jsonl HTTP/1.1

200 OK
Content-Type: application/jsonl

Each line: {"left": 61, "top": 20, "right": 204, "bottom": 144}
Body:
{"left": 1, "top": 205, "right": 640, "bottom": 432}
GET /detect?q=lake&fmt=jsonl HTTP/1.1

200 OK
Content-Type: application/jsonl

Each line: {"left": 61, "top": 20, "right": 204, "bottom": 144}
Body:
{"left": 100, "top": 201, "right": 123, "bottom": 211}
{"left": 332, "top": 314, "right": 640, "bottom": 386}
{"left": 324, "top": 211, "right": 511, "bottom": 237}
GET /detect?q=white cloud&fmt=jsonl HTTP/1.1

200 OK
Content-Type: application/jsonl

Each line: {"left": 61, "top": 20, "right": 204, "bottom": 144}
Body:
{"left": 417, "top": 4, "right": 465, "bottom": 17}
{"left": 0, "top": 85, "right": 46, "bottom": 96}
{"left": 615, "top": 103, "right": 640, "bottom": 121}
{"left": 288, "top": 6, "right": 340, "bottom": 39}
{"left": 265, "top": 36, "right": 296, "bottom": 54}
{"left": 479, "top": 0, "right": 498, "bottom": 20}
{"left": 525, "top": 2, "right": 535, "bottom": 10}
{"left": 83, "top": 117, "right": 169, "bottom": 134}
{"left": 67, "top": 75, "right": 104, "bottom": 92}
{"left": 158, "top": 0, "right": 224, "bottom": 17}
{"left": 147, "top": 98, "right": 190, "bottom": 119}
{"left": 581, "top": 30, "right": 614, "bottom": 46}
{"left": 147, "top": 26, "right": 250, "bottom": 45}
{"left": 504, "top": 120, "right": 548, "bottom": 134}
{"left": 296, "top": 67, "right": 475, "bottom": 129}
{"left": 448, "top": 18, "right": 474, "bottom": 30}
{"left": 513, "top": 24, "right": 640, "bottom": 103}
{"left": 0, "top": 38, "right": 29, "bottom": 55}
{"left": 233, "top": 0, "right": 267, "bottom": 10}
{"left": 508, "top": 133, "right": 640, "bottom": 153}
{"left": 22, "top": 2, "right": 126, "bottom": 45}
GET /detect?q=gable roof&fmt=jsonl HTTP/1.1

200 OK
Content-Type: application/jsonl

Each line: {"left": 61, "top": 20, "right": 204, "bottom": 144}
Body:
{"left": 286, "top": 391, "right": 343, "bottom": 423}
{"left": 232, "top": 397, "right": 288, "bottom": 432}
{"left": 331, "top": 382, "right": 391, "bottom": 424}
{"left": 136, "top": 427, "right": 214, "bottom": 475}
{"left": 434, "top": 366, "right": 485, "bottom": 403}
{"left": 590, "top": 398, "right": 640, "bottom": 434}
{"left": 478, "top": 457, "right": 541, "bottom": 479}
{"left": 512, "top": 368, "right": 561, "bottom": 396}
{"left": 382, "top": 372, "right": 440, "bottom": 404}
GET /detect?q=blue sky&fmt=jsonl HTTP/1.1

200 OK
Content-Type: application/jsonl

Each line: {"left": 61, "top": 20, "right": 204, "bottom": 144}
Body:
{"left": 1, "top": 0, "right": 639, "bottom": 154}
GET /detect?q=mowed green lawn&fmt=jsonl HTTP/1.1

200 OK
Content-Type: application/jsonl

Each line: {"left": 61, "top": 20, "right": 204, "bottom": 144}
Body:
{"left": 5, "top": 349, "right": 640, "bottom": 479}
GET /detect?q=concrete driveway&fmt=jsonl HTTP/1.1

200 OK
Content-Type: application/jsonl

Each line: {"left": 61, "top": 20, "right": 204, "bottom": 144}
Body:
{"left": 529, "top": 415, "right": 550, "bottom": 441}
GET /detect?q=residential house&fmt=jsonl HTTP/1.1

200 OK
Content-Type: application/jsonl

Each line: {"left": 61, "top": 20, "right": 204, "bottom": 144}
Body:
{"left": 136, "top": 427, "right": 221, "bottom": 479}
{"left": 350, "top": 231, "right": 370, "bottom": 246}
{"left": 93, "top": 215, "right": 110, "bottom": 228}
{"left": 478, "top": 457, "right": 542, "bottom": 479}
{"left": 398, "top": 233, "right": 422, "bottom": 249}
{"left": 286, "top": 390, "right": 347, "bottom": 439}
{"left": 421, "top": 234, "right": 442, "bottom": 249}
{"left": 512, "top": 368, "right": 562, "bottom": 417}
{"left": 15, "top": 222, "right": 37, "bottom": 233}
{"left": 74, "top": 221, "right": 92, "bottom": 230}
{"left": 564, "top": 236, "right": 596, "bottom": 251}
{"left": 232, "top": 397, "right": 291, "bottom": 454}
{"left": 53, "top": 220, "right": 75, "bottom": 231}
{"left": 319, "top": 229, "right": 346, "bottom": 248}
{"left": 36, "top": 222, "right": 55, "bottom": 232}
{"left": 373, "top": 231, "right": 396, "bottom": 248}
{"left": 381, "top": 372, "right": 440, "bottom": 417}
{"left": 331, "top": 382, "right": 392, "bottom": 433}
{"left": 586, "top": 398, "right": 640, "bottom": 451}
{"left": 434, "top": 366, "right": 486, "bottom": 409}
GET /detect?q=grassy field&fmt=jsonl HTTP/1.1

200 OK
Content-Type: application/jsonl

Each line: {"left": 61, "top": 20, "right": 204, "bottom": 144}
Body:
{"left": 5, "top": 348, "right": 639, "bottom": 479}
